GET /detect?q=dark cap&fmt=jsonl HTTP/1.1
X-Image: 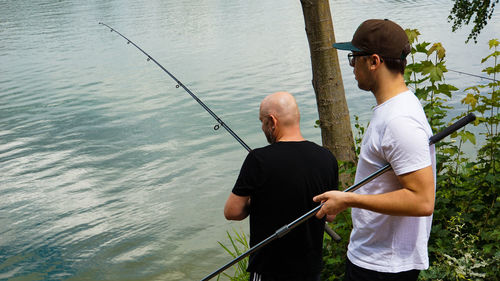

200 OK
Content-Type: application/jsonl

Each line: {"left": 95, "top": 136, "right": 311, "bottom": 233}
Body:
{"left": 333, "top": 19, "right": 410, "bottom": 60}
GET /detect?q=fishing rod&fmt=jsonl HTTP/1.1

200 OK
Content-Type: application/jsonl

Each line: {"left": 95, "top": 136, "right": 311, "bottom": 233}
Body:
{"left": 99, "top": 22, "right": 340, "bottom": 240}
{"left": 200, "top": 113, "right": 476, "bottom": 281}
{"left": 99, "top": 22, "right": 251, "bottom": 152}
{"left": 99, "top": 22, "right": 341, "bottom": 241}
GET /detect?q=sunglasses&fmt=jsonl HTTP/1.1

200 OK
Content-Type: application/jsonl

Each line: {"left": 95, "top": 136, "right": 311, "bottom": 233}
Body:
{"left": 347, "top": 52, "right": 371, "bottom": 67}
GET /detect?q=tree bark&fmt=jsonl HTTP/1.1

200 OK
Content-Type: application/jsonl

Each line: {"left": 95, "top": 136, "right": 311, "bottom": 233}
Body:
{"left": 300, "top": 0, "right": 356, "bottom": 186}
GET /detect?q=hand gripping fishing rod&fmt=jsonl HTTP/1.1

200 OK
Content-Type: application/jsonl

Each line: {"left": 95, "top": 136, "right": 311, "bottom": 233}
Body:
{"left": 200, "top": 113, "right": 476, "bottom": 281}
{"left": 99, "top": 22, "right": 251, "bottom": 152}
{"left": 98, "top": 22, "right": 340, "bottom": 241}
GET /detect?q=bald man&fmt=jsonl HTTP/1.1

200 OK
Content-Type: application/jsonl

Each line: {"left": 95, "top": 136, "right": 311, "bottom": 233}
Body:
{"left": 224, "top": 92, "right": 339, "bottom": 281}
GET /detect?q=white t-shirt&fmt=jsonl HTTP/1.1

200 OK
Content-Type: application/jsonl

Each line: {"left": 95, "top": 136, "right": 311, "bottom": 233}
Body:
{"left": 347, "top": 90, "right": 436, "bottom": 273}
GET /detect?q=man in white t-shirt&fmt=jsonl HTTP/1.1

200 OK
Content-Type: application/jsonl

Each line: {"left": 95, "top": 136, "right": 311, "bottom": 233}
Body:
{"left": 313, "top": 19, "right": 436, "bottom": 281}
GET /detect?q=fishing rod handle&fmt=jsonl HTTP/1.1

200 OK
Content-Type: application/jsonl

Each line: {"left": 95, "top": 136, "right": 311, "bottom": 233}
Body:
{"left": 429, "top": 113, "right": 476, "bottom": 145}
{"left": 324, "top": 223, "right": 342, "bottom": 241}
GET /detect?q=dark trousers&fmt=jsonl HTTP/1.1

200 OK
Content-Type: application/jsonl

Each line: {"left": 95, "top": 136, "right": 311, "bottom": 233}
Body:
{"left": 249, "top": 272, "right": 321, "bottom": 281}
{"left": 345, "top": 258, "right": 420, "bottom": 281}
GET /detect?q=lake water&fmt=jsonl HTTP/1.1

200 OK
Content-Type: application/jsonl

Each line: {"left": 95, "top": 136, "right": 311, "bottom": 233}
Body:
{"left": 1, "top": 0, "right": 498, "bottom": 280}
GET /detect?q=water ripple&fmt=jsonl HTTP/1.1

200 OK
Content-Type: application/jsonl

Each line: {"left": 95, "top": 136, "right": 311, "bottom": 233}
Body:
{"left": 1, "top": 0, "right": 498, "bottom": 279}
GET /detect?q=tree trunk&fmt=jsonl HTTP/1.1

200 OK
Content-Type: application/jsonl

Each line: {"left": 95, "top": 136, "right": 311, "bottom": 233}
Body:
{"left": 300, "top": 0, "right": 356, "bottom": 187}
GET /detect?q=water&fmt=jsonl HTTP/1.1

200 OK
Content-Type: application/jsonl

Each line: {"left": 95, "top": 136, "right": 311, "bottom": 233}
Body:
{"left": 0, "top": 0, "right": 498, "bottom": 280}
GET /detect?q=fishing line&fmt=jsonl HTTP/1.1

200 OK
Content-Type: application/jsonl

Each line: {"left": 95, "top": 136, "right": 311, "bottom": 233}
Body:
{"left": 99, "top": 22, "right": 251, "bottom": 152}
{"left": 447, "top": 68, "right": 497, "bottom": 82}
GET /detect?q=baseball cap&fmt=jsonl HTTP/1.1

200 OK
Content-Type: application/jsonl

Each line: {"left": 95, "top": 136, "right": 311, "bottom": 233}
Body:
{"left": 333, "top": 19, "right": 410, "bottom": 60}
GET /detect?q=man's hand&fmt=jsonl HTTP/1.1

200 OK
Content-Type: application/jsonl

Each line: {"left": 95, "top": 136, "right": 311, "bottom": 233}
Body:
{"left": 326, "top": 215, "right": 337, "bottom": 222}
{"left": 313, "top": 191, "right": 349, "bottom": 219}
{"left": 313, "top": 166, "right": 435, "bottom": 218}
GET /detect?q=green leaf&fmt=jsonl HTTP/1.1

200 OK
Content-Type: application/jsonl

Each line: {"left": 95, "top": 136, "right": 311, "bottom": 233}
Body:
{"left": 428, "top": 42, "right": 446, "bottom": 60}
{"left": 461, "top": 93, "right": 478, "bottom": 109}
{"left": 488, "top": 38, "right": 499, "bottom": 49}
{"left": 481, "top": 50, "right": 500, "bottom": 63}
{"left": 436, "top": 83, "right": 458, "bottom": 97}
{"left": 458, "top": 130, "right": 476, "bottom": 145}
{"left": 415, "top": 87, "right": 429, "bottom": 100}
{"left": 405, "top": 28, "right": 421, "bottom": 45}
{"left": 421, "top": 61, "right": 444, "bottom": 82}
{"left": 415, "top": 42, "right": 431, "bottom": 53}
{"left": 403, "top": 68, "right": 412, "bottom": 82}
{"left": 408, "top": 62, "right": 423, "bottom": 72}
{"left": 485, "top": 173, "right": 496, "bottom": 184}
{"left": 464, "top": 85, "right": 480, "bottom": 93}
{"left": 482, "top": 64, "right": 500, "bottom": 75}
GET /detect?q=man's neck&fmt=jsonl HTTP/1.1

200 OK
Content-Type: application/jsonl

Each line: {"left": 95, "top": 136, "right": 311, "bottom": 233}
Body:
{"left": 372, "top": 73, "right": 409, "bottom": 105}
{"left": 276, "top": 127, "right": 305, "bottom": 142}
{"left": 277, "top": 137, "right": 305, "bottom": 142}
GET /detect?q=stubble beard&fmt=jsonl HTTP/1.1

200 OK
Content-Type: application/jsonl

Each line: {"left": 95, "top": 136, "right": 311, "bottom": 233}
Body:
{"left": 356, "top": 75, "right": 372, "bottom": 91}
{"left": 265, "top": 128, "right": 277, "bottom": 144}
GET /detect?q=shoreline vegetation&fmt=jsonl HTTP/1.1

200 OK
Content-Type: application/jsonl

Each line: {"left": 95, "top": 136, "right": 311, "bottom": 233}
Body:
{"left": 218, "top": 31, "right": 499, "bottom": 281}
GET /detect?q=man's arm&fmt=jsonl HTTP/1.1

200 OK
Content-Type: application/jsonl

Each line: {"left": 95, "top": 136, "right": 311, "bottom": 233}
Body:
{"left": 224, "top": 193, "right": 251, "bottom": 220}
{"left": 314, "top": 165, "right": 435, "bottom": 218}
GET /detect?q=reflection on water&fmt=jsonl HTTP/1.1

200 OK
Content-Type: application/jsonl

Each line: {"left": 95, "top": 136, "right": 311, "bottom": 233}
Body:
{"left": 0, "top": 0, "right": 498, "bottom": 280}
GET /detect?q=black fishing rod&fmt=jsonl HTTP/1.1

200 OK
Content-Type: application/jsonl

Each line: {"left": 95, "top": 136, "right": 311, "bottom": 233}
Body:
{"left": 99, "top": 22, "right": 341, "bottom": 242}
{"left": 200, "top": 113, "right": 476, "bottom": 281}
{"left": 99, "top": 22, "right": 251, "bottom": 152}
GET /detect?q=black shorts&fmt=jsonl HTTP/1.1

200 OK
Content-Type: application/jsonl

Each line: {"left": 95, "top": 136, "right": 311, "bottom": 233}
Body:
{"left": 345, "top": 258, "right": 420, "bottom": 281}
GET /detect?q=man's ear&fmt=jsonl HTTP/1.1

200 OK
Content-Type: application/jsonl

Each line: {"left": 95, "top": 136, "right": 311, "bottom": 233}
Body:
{"left": 369, "top": 54, "right": 383, "bottom": 70}
{"left": 269, "top": 114, "right": 278, "bottom": 128}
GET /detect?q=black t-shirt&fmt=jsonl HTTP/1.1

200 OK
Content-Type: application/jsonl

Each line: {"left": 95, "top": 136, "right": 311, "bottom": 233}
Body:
{"left": 232, "top": 141, "right": 338, "bottom": 276}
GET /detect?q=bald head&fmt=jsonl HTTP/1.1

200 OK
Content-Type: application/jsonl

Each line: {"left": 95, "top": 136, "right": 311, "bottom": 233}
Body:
{"left": 260, "top": 92, "right": 300, "bottom": 127}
